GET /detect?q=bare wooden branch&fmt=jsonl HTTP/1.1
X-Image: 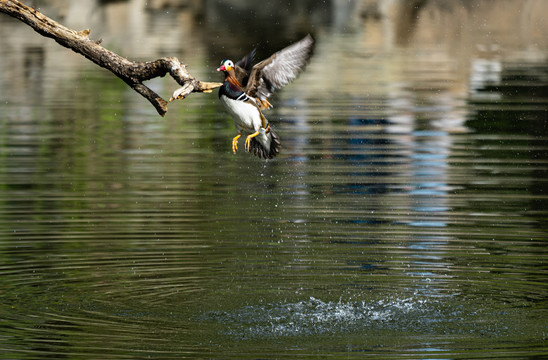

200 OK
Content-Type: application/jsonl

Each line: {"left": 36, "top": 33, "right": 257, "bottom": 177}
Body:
{"left": 0, "top": 0, "right": 221, "bottom": 116}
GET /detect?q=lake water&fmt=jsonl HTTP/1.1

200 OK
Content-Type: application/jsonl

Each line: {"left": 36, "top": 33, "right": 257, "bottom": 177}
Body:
{"left": 0, "top": 1, "right": 547, "bottom": 358}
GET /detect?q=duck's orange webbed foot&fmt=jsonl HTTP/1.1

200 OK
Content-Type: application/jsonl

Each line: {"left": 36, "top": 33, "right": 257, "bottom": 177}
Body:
{"left": 244, "top": 131, "right": 260, "bottom": 152}
{"left": 232, "top": 133, "right": 241, "bottom": 154}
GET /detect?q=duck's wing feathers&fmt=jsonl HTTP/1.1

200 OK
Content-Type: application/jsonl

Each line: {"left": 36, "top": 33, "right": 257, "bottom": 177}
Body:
{"left": 245, "top": 34, "right": 314, "bottom": 106}
{"left": 236, "top": 48, "right": 256, "bottom": 71}
{"left": 235, "top": 48, "right": 256, "bottom": 87}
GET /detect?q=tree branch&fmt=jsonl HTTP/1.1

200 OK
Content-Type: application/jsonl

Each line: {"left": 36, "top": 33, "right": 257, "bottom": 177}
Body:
{"left": 0, "top": 0, "right": 221, "bottom": 116}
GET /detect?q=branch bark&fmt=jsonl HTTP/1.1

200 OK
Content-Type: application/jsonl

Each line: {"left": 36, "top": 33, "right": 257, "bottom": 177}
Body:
{"left": 0, "top": 0, "right": 221, "bottom": 116}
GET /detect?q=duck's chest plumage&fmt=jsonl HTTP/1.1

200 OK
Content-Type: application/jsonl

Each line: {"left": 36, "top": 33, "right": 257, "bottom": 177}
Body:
{"left": 219, "top": 82, "right": 262, "bottom": 133}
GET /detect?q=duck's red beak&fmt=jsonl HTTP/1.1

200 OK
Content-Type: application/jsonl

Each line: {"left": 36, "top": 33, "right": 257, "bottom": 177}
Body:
{"left": 217, "top": 65, "right": 225, "bottom": 72}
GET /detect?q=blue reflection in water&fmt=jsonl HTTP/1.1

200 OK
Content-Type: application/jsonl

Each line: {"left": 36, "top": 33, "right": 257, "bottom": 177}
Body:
{"left": 405, "top": 130, "right": 455, "bottom": 298}
{"left": 408, "top": 130, "right": 450, "bottom": 228}
{"left": 332, "top": 117, "right": 399, "bottom": 196}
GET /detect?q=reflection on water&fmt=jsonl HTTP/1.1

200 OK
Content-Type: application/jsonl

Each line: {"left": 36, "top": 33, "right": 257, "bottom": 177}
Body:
{"left": 0, "top": 0, "right": 547, "bottom": 358}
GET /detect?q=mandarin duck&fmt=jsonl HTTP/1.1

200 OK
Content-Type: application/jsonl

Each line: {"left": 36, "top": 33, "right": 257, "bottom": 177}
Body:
{"left": 217, "top": 34, "right": 314, "bottom": 159}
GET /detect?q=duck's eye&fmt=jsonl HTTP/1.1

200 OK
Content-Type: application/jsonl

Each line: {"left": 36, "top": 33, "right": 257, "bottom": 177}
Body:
{"left": 225, "top": 60, "right": 234, "bottom": 68}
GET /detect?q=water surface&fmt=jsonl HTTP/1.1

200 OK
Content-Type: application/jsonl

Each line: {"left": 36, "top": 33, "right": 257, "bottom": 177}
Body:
{"left": 0, "top": 1, "right": 547, "bottom": 358}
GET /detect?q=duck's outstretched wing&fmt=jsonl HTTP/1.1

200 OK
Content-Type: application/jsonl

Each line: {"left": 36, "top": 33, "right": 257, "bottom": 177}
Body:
{"left": 245, "top": 34, "right": 314, "bottom": 109}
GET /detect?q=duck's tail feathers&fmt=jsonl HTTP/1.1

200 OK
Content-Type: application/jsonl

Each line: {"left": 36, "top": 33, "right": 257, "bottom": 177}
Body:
{"left": 249, "top": 128, "right": 281, "bottom": 159}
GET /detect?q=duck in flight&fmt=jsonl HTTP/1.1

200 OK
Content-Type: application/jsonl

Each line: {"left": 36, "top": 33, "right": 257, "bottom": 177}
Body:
{"left": 216, "top": 34, "right": 314, "bottom": 159}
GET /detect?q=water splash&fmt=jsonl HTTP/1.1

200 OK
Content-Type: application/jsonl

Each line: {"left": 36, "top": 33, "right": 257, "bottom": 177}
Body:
{"left": 206, "top": 296, "right": 440, "bottom": 338}
{"left": 204, "top": 295, "right": 534, "bottom": 342}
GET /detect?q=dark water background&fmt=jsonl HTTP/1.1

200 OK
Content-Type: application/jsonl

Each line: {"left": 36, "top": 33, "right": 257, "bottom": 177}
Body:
{"left": 0, "top": 0, "right": 547, "bottom": 358}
